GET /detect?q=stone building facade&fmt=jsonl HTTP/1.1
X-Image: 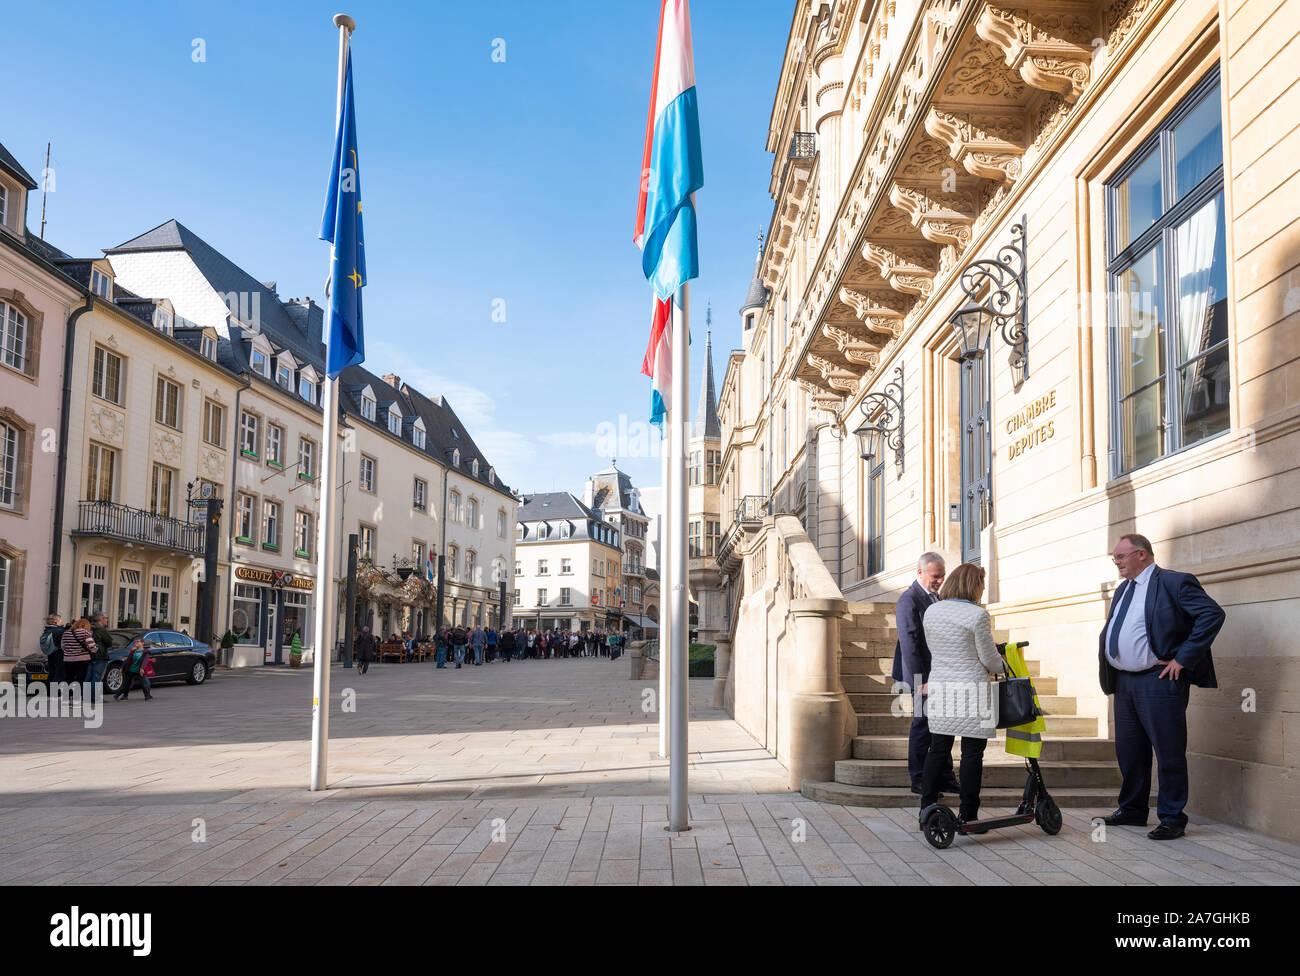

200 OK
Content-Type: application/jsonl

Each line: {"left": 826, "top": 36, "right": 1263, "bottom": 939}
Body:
{"left": 514, "top": 492, "right": 623, "bottom": 633}
{"left": 717, "top": 0, "right": 1300, "bottom": 841}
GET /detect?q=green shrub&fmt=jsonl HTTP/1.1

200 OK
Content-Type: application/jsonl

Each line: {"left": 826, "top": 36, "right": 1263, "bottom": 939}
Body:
{"left": 688, "top": 643, "right": 715, "bottom": 677}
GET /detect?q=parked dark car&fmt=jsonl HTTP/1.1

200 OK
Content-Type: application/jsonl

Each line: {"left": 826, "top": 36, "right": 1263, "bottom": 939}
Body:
{"left": 10, "top": 629, "right": 216, "bottom": 694}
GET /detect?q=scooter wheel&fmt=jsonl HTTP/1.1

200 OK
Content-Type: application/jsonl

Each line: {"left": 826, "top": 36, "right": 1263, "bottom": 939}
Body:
{"left": 1036, "top": 796, "right": 1062, "bottom": 835}
{"left": 921, "top": 804, "right": 957, "bottom": 849}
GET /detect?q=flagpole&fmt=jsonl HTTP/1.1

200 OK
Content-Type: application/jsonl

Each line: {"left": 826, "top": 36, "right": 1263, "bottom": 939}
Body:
{"left": 667, "top": 282, "right": 690, "bottom": 831}
{"left": 309, "top": 11, "right": 354, "bottom": 793}
{"left": 658, "top": 398, "right": 670, "bottom": 759}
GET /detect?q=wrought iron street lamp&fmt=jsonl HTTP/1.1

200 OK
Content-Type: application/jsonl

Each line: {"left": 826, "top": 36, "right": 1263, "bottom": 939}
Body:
{"left": 949, "top": 215, "right": 1028, "bottom": 375}
{"left": 852, "top": 365, "right": 905, "bottom": 472}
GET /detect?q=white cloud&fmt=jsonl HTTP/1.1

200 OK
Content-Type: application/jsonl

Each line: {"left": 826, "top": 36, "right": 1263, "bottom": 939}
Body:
{"left": 537, "top": 431, "right": 599, "bottom": 448}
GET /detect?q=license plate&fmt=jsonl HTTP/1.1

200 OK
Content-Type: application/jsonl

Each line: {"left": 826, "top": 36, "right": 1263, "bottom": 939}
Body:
{"left": 28, "top": 674, "right": 48, "bottom": 681}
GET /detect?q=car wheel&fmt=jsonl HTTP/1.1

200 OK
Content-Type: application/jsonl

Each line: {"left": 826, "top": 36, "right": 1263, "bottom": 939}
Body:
{"left": 186, "top": 660, "right": 207, "bottom": 685}
{"left": 104, "top": 665, "right": 124, "bottom": 695}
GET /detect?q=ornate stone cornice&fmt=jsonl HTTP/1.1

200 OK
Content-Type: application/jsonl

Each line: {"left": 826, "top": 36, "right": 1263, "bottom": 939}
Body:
{"left": 925, "top": 106, "right": 1026, "bottom": 182}
{"left": 860, "top": 241, "right": 938, "bottom": 297}
{"left": 888, "top": 183, "right": 976, "bottom": 245}
{"left": 821, "top": 324, "right": 883, "bottom": 366}
{"left": 837, "top": 287, "right": 907, "bottom": 339}
{"left": 976, "top": 4, "right": 1097, "bottom": 103}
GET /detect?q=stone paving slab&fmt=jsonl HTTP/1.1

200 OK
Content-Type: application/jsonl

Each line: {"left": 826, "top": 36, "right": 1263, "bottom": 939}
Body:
{"left": 2, "top": 658, "right": 1297, "bottom": 885}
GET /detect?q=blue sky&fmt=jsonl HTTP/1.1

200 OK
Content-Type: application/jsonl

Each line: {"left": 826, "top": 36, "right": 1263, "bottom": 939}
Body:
{"left": 3, "top": 0, "right": 790, "bottom": 498}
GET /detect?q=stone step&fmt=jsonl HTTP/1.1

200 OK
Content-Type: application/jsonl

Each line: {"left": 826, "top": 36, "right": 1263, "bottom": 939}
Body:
{"left": 832, "top": 758, "right": 1122, "bottom": 788}
{"left": 841, "top": 673, "right": 1060, "bottom": 695}
{"left": 856, "top": 712, "right": 1097, "bottom": 736}
{"left": 801, "top": 780, "right": 1128, "bottom": 809}
{"left": 840, "top": 655, "right": 1043, "bottom": 677}
{"left": 847, "top": 692, "right": 1076, "bottom": 715}
{"left": 852, "top": 735, "right": 1116, "bottom": 761}
{"left": 840, "top": 640, "right": 897, "bottom": 657}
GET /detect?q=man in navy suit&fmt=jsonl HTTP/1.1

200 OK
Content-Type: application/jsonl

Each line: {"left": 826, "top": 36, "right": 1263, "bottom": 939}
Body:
{"left": 1098, "top": 533, "right": 1224, "bottom": 840}
{"left": 892, "top": 552, "right": 958, "bottom": 795}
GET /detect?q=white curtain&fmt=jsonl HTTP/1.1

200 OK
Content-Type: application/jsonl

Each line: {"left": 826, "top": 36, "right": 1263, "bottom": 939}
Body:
{"left": 1176, "top": 195, "right": 1220, "bottom": 417}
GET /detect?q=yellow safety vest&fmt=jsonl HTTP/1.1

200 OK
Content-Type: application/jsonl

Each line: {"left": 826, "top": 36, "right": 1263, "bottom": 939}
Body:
{"left": 1003, "top": 641, "right": 1045, "bottom": 758}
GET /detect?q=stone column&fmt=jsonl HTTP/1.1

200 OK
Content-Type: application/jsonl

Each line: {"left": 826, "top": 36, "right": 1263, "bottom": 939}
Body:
{"left": 786, "top": 596, "right": 850, "bottom": 788}
{"left": 712, "top": 633, "right": 732, "bottom": 709}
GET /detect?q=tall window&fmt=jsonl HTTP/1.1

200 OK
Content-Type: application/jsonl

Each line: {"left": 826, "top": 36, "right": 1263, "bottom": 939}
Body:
{"left": 154, "top": 376, "right": 181, "bottom": 429}
{"left": 449, "top": 490, "right": 461, "bottom": 522}
{"left": 707, "top": 449, "right": 721, "bottom": 485}
{"left": 466, "top": 550, "right": 477, "bottom": 581}
{"left": 92, "top": 346, "right": 124, "bottom": 404}
{"left": 537, "top": 559, "right": 549, "bottom": 575}
{"left": 149, "top": 573, "right": 172, "bottom": 625}
{"left": 86, "top": 443, "right": 116, "bottom": 501}
{"left": 467, "top": 497, "right": 478, "bottom": 529}
{"left": 294, "top": 510, "right": 314, "bottom": 558}
{"left": 560, "top": 587, "right": 572, "bottom": 606}
{"left": 864, "top": 454, "right": 884, "bottom": 577}
{"left": 497, "top": 510, "right": 506, "bottom": 538}
{"left": 203, "top": 400, "right": 225, "bottom": 447}
{"left": 359, "top": 455, "right": 375, "bottom": 492}
{"left": 413, "top": 477, "right": 427, "bottom": 511}
{"left": 706, "top": 520, "right": 721, "bottom": 557}
{"left": 240, "top": 412, "right": 260, "bottom": 457}
{"left": 537, "top": 588, "right": 547, "bottom": 606}
{"left": 1107, "top": 70, "right": 1228, "bottom": 475}
{"left": 561, "top": 558, "right": 572, "bottom": 575}
{"left": 266, "top": 424, "right": 284, "bottom": 466}
{"left": 0, "top": 301, "right": 27, "bottom": 374}
{"left": 150, "top": 463, "right": 175, "bottom": 518}
{"left": 413, "top": 540, "right": 426, "bottom": 569}
{"left": 298, "top": 438, "right": 315, "bottom": 480}
{"left": 0, "top": 422, "right": 18, "bottom": 510}
{"left": 263, "top": 499, "right": 281, "bottom": 550}
{"left": 448, "top": 545, "right": 458, "bottom": 579}
{"left": 81, "top": 562, "right": 107, "bottom": 618}
{"left": 117, "top": 568, "right": 140, "bottom": 626}
{"left": 688, "top": 519, "right": 702, "bottom": 558}
{"left": 235, "top": 494, "right": 255, "bottom": 542}
{"left": 360, "top": 524, "right": 375, "bottom": 559}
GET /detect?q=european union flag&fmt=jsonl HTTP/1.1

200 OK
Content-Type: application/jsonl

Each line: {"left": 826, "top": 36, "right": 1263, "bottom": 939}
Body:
{"left": 320, "top": 50, "right": 366, "bottom": 378}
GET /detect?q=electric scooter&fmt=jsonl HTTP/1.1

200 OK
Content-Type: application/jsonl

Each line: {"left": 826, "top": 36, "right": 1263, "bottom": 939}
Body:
{"left": 918, "top": 641, "right": 1063, "bottom": 849}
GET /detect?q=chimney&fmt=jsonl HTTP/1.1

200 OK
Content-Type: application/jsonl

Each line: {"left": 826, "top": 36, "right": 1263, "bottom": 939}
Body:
{"left": 382, "top": 373, "right": 401, "bottom": 390}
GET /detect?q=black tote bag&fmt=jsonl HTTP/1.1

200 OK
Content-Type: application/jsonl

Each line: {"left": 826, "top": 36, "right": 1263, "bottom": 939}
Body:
{"left": 996, "top": 676, "right": 1041, "bottom": 728}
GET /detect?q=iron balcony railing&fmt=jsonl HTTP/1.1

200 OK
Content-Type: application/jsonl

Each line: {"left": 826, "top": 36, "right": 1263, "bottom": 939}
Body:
{"left": 788, "top": 131, "right": 816, "bottom": 159}
{"left": 736, "top": 495, "right": 769, "bottom": 523}
{"left": 74, "top": 500, "right": 205, "bottom": 555}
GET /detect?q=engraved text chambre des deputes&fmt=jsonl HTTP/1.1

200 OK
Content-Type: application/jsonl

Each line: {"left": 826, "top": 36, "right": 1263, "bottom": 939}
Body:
{"left": 1005, "top": 389, "right": 1058, "bottom": 461}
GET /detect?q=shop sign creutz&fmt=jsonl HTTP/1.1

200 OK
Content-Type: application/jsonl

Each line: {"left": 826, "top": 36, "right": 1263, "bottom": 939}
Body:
{"left": 235, "top": 566, "right": 314, "bottom": 590}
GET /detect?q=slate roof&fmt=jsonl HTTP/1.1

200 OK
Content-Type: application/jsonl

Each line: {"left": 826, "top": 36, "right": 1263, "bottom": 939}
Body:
{"left": 692, "top": 330, "right": 721, "bottom": 441}
{"left": 588, "top": 464, "right": 646, "bottom": 517}
{"left": 0, "top": 140, "right": 37, "bottom": 190}
{"left": 516, "top": 491, "right": 598, "bottom": 523}
{"left": 106, "top": 219, "right": 324, "bottom": 367}
{"left": 741, "top": 243, "right": 768, "bottom": 312}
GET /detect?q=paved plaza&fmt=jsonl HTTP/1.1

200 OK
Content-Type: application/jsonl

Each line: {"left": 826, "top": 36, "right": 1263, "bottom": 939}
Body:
{"left": 1, "top": 660, "right": 1297, "bottom": 886}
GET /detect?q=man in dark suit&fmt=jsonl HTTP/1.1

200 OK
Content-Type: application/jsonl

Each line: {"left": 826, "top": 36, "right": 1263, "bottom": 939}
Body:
{"left": 1098, "top": 533, "right": 1224, "bottom": 840}
{"left": 892, "top": 552, "right": 958, "bottom": 795}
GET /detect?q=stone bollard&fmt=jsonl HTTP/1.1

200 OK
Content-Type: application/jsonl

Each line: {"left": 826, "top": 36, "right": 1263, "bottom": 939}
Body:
{"left": 713, "top": 633, "right": 731, "bottom": 710}
{"left": 629, "top": 640, "right": 646, "bottom": 680}
{"left": 787, "top": 596, "right": 850, "bottom": 789}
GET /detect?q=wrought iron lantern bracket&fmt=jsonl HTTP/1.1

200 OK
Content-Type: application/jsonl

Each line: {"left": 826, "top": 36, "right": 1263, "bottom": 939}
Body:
{"left": 853, "top": 365, "right": 906, "bottom": 473}
{"left": 950, "top": 215, "right": 1029, "bottom": 376}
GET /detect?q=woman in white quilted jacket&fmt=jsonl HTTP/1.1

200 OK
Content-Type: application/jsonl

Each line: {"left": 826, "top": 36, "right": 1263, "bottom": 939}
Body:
{"left": 919, "top": 562, "right": 1005, "bottom": 823}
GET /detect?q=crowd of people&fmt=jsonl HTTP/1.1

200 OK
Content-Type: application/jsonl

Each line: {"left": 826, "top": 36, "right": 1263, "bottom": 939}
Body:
{"left": 351, "top": 626, "right": 628, "bottom": 673}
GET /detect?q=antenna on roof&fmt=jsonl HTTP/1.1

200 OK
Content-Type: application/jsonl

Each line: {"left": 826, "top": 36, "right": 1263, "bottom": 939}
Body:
{"left": 39, "top": 142, "right": 50, "bottom": 241}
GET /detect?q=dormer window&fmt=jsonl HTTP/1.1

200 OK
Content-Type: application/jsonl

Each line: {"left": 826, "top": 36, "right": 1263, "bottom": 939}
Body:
{"left": 536, "top": 522, "right": 547, "bottom": 540}
{"left": 299, "top": 377, "right": 316, "bottom": 403}
{"left": 250, "top": 349, "right": 267, "bottom": 375}
{"left": 560, "top": 521, "right": 571, "bottom": 539}
{"left": 0, "top": 185, "right": 7, "bottom": 227}
{"left": 452, "top": 448, "right": 460, "bottom": 467}
{"left": 200, "top": 335, "right": 217, "bottom": 361}
{"left": 413, "top": 419, "right": 426, "bottom": 450}
{"left": 471, "top": 459, "right": 479, "bottom": 476}
{"left": 153, "top": 306, "right": 173, "bottom": 334}
{"left": 387, "top": 405, "right": 401, "bottom": 435}
{"left": 488, "top": 466, "right": 495, "bottom": 484}
{"left": 361, "top": 388, "right": 376, "bottom": 421}
{"left": 91, "top": 268, "right": 112, "bottom": 299}
{"left": 276, "top": 362, "right": 293, "bottom": 390}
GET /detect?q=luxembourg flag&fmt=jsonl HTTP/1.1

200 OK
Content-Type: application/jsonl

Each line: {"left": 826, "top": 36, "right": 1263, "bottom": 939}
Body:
{"left": 634, "top": 0, "right": 703, "bottom": 427}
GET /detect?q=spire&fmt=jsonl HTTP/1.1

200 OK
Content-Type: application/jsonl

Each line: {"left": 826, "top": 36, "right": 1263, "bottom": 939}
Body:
{"left": 740, "top": 230, "right": 768, "bottom": 313}
{"left": 693, "top": 324, "right": 720, "bottom": 441}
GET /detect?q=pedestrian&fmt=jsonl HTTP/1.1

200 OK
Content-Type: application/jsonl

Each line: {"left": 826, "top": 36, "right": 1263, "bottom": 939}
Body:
{"left": 471, "top": 626, "right": 486, "bottom": 666}
{"left": 918, "top": 563, "right": 1004, "bottom": 826}
{"left": 451, "top": 626, "right": 469, "bottom": 668}
{"left": 88, "top": 612, "right": 114, "bottom": 703}
{"left": 114, "top": 636, "right": 154, "bottom": 700}
{"left": 486, "top": 626, "right": 498, "bottom": 663}
{"left": 354, "top": 626, "right": 375, "bottom": 675}
{"left": 40, "top": 614, "right": 67, "bottom": 686}
{"left": 1098, "top": 533, "right": 1224, "bottom": 841}
{"left": 891, "top": 552, "right": 958, "bottom": 796}
{"left": 435, "top": 629, "right": 448, "bottom": 668}
{"left": 60, "top": 618, "right": 96, "bottom": 692}
{"left": 499, "top": 629, "right": 514, "bottom": 663}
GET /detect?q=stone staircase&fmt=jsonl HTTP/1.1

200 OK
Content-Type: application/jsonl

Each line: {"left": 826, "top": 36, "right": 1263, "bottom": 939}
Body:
{"left": 802, "top": 601, "right": 1122, "bottom": 808}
